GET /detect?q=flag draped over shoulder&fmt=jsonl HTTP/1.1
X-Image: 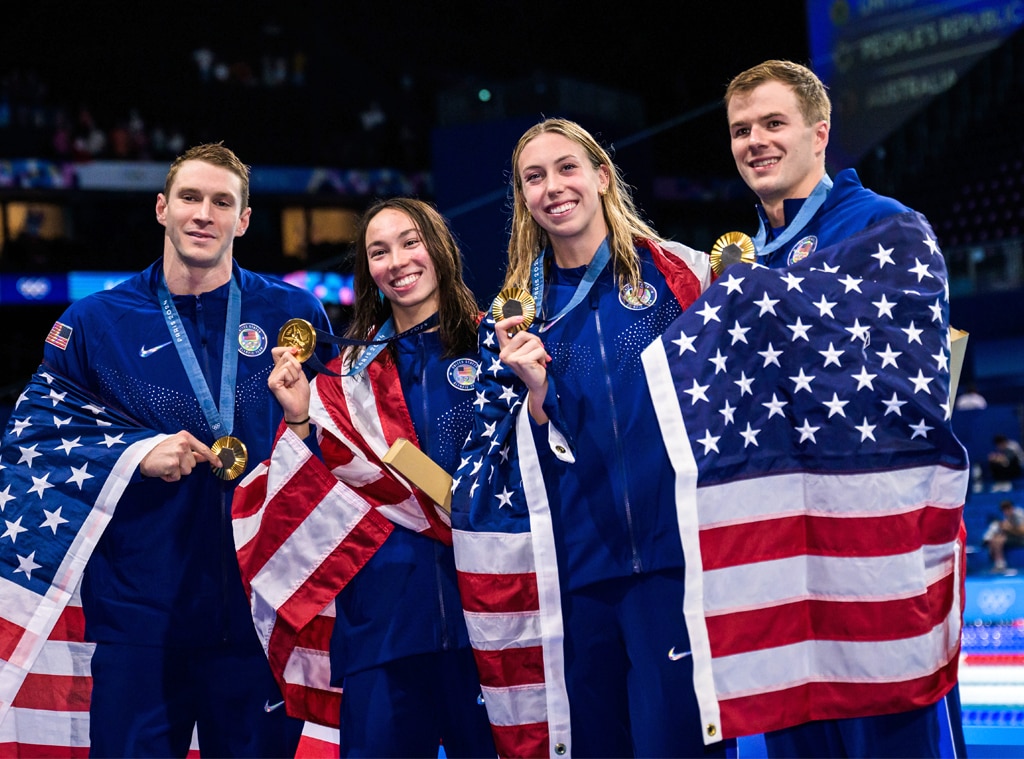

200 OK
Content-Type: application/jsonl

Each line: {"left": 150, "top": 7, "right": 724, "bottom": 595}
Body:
{"left": 450, "top": 241, "right": 707, "bottom": 759}
{"left": 232, "top": 356, "right": 448, "bottom": 729}
{"left": 0, "top": 369, "right": 163, "bottom": 756}
{"left": 641, "top": 211, "right": 969, "bottom": 744}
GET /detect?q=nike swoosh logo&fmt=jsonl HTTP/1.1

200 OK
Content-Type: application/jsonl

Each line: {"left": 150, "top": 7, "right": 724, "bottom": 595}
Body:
{"left": 139, "top": 341, "right": 173, "bottom": 358}
{"left": 264, "top": 699, "right": 285, "bottom": 713}
{"left": 668, "top": 647, "right": 692, "bottom": 661}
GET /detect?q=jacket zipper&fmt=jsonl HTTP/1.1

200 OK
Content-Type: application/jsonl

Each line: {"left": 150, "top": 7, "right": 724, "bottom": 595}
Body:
{"left": 419, "top": 337, "right": 451, "bottom": 649}
{"left": 593, "top": 305, "right": 642, "bottom": 574}
{"left": 196, "top": 294, "right": 232, "bottom": 642}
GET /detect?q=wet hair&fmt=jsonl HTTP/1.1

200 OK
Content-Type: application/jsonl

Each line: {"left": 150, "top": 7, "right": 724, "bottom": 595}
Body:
{"left": 163, "top": 142, "right": 251, "bottom": 209}
{"left": 505, "top": 117, "right": 661, "bottom": 296}
{"left": 346, "top": 197, "right": 479, "bottom": 366}
{"left": 724, "top": 60, "right": 832, "bottom": 127}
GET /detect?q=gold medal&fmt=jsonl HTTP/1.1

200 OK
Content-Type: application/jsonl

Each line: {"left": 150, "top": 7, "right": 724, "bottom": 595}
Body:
{"left": 709, "top": 232, "right": 756, "bottom": 275}
{"left": 277, "top": 318, "right": 317, "bottom": 363}
{"left": 211, "top": 435, "right": 248, "bottom": 481}
{"left": 491, "top": 288, "right": 537, "bottom": 334}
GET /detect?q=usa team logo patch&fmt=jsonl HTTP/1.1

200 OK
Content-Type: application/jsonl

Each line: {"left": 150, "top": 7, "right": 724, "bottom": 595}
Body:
{"left": 46, "top": 321, "right": 73, "bottom": 350}
{"left": 619, "top": 281, "right": 658, "bottom": 311}
{"left": 238, "top": 323, "right": 268, "bottom": 357}
{"left": 787, "top": 235, "right": 818, "bottom": 266}
{"left": 447, "top": 358, "right": 479, "bottom": 391}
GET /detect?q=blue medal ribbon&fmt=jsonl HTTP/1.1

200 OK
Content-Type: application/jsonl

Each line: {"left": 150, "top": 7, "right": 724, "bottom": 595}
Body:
{"left": 530, "top": 238, "right": 612, "bottom": 333}
{"left": 753, "top": 174, "right": 833, "bottom": 259}
{"left": 158, "top": 273, "right": 240, "bottom": 438}
{"left": 314, "top": 313, "right": 440, "bottom": 377}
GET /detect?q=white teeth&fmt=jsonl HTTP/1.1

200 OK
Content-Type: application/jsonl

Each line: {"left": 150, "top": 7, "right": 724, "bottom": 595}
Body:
{"left": 392, "top": 273, "right": 419, "bottom": 288}
{"left": 549, "top": 201, "right": 576, "bottom": 215}
{"left": 752, "top": 158, "right": 779, "bottom": 168}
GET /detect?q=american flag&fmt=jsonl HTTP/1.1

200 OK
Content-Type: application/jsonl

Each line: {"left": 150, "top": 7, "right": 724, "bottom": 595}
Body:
{"left": 0, "top": 369, "right": 165, "bottom": 756}
{"left": 450, "top": 241, "right": 708, "bottom": 758}
{"left": 232, "top": 355, "right": 451, "bottom": 731}
{"left": 640, "top": 211, "right": 969, "bottom": 743}
{"left": 45, "top": 323, "right": 72, "bottom": 352}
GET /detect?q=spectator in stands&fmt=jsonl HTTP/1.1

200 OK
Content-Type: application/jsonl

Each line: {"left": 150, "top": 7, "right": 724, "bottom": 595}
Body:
{"left": 955, "top": 383, "right": 988, "bottom": 410}
{"left": 989, "top": 433, "right": 1024, "bottom": 490}
{"left": 71, "top": 106, "right": 106, "bottom": 160}
{"left": 983, "top": 499, "right": 1024, "bottom": 574}
{"left": 723, "top": 59, "right": 966, "bottom": 759}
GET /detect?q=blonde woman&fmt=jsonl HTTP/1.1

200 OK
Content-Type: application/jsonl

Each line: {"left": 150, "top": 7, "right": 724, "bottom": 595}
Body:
{"left": 452, "top": 119, "right": 725, "bottom": 757}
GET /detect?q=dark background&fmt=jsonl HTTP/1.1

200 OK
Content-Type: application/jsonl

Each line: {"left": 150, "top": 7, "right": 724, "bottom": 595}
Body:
{"left": 0, "top": 0, "right": 810, "bottom": 178}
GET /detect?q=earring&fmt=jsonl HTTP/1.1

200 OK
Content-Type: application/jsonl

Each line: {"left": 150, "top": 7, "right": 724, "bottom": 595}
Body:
{"left": 377, "top": 289, "right": 386, "bottom": 304}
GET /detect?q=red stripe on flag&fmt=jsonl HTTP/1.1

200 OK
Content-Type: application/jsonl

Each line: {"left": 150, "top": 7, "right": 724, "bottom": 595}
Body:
{"left": 700, "top": 508, "right": 963, "bottom": 569}
{"left": 11, "top": 673, "right": 91, "bottom": 711}
{"left": 281, "top": 675, "right": 339, "bottom": 729}
{"left": 316, "top": 433, "right": 357, "bottom": 468}
{"left": 473, "top": 646, "right": 545, "bottom": 688}
{"left": 717, "top": 664, "right": 959, "bottom": 738}
{"left": 0, "top": 742, "right": 89, "bottom": 758}
{"left": 293, "top": 611, "right": 336, "bottom": 650}
{"left": 49, "top": 604, "right": 86, "bottom": 642}
{"left": 458, "top": 571, "right": 539, "bottom": 614}
{"left": 0, "top": 615, "right": 25, "bottom": 661}
{"left": 706, "top": 573, "right": 956, "bottom": 656}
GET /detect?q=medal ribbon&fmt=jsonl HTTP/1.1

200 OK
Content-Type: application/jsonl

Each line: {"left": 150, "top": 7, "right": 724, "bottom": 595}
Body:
{"left": 753, "top": 174, "right": 833, "bottom": 259}
{"left": 158, "top": 273, "right": 240, "bottom": 437}
{"left": 529, "top": 237, "right": 611, "bottom": 333}
{"left": 297, "top": 313, "right": 440, "bottom": 377}
{"left": 343, "top": 313, "right": 439, "bottom": 376}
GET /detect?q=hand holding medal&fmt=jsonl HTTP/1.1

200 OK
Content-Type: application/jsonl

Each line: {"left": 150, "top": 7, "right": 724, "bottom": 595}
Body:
{"left": 138, "top": 430, "right": 232, "bottom": 482}
{"left": 490, "top": 287, "right": 551, "bottom": 424}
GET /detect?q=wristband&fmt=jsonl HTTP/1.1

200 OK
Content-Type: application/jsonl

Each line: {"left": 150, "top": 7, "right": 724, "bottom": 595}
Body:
{"left": 285, "top": 416, "right": 310, "bottom": 426}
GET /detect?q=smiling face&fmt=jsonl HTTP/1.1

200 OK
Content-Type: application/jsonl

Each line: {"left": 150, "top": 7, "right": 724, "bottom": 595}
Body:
{"left": 365, "top": 207, "right": 439, "bottom": 331}
{"left": 516, "top": 130, "right": 611, "bottom": 264}
{"left": 156, "top": 159, "right": 250, "bottom": 290}
{"left": 727, "top": 80, "right": 829, "bottom": 227}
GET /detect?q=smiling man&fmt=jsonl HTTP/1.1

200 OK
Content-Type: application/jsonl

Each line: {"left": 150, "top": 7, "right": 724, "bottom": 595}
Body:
{"left": 718, "top": 59, "right": 967, "bottom": 758}
{"left": 0, "top": 143, "right": 333, "bottom": 757}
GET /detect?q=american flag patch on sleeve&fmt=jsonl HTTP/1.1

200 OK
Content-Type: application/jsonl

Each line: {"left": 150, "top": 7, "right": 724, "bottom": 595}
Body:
{"left": 45, "top": 321, "right": 73, "bottom": 350}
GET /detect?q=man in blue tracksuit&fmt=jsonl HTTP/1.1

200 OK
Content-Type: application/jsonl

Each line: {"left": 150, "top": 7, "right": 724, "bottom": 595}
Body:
{"left": 725, "top": 58, "right": 967, "bottom": 759}
{"left": 40, "top": 143, "right": 332, "bottom": 756}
